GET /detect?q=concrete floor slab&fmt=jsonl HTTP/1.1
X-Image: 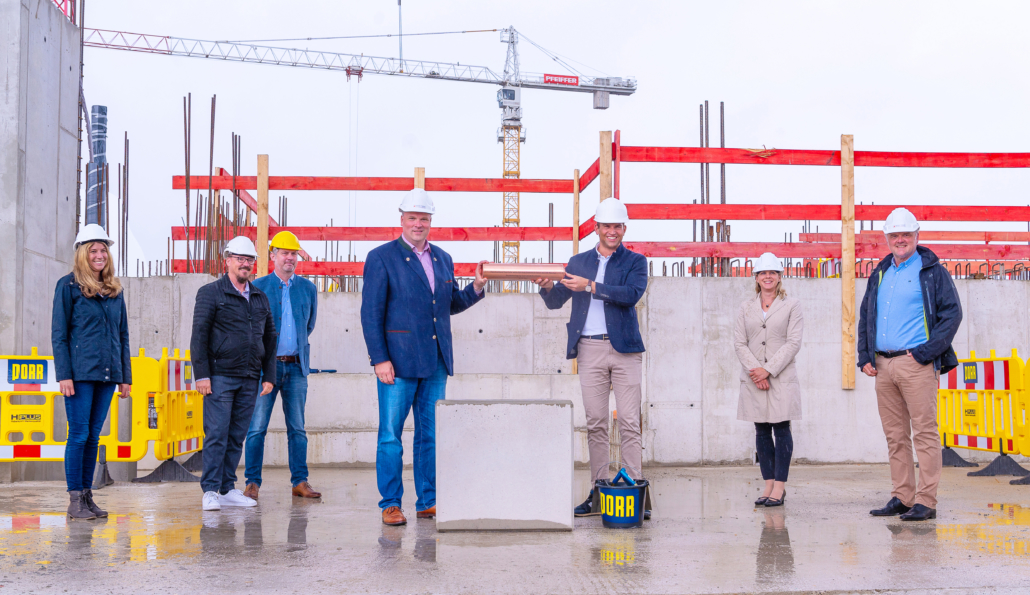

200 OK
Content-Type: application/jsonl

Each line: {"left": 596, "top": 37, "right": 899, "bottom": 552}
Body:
{"left": 1, "top": 465, "right": 1028, "bottom": 594}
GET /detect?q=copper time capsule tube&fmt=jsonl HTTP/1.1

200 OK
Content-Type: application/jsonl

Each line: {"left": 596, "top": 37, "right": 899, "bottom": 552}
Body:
{"left": 481, "top": 263, "right": 567, "bottom": 281}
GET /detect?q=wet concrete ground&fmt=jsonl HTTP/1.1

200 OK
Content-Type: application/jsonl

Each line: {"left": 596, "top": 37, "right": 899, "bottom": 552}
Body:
{"left": 0, "top": 465, "right": 1028, "bottom": 594}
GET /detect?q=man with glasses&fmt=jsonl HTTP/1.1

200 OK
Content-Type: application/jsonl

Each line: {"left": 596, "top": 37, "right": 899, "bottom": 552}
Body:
{"left": 191, "top": 236, "right": 278, "bottom": 511}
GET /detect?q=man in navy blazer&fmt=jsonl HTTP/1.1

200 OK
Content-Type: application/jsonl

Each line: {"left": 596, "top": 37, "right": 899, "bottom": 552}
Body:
{"left": 361, "top": 188, "right": 487, "bottom": 526}
{"left": 535, "top": 198, "right": 649, "bottom": 518}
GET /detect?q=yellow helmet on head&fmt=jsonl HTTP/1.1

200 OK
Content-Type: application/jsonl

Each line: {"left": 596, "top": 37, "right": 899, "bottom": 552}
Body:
{"left": 270, "top": 231, "right": 301, "bottom": 252}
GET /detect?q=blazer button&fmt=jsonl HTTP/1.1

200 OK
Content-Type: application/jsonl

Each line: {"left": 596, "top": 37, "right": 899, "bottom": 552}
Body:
{"left": 406, "top": 257, "right": 411, "bottom": 261}
{"left": 762, "top": 324, "right": 766, "bottom": 328}
{"left": 434, "top": 317, "right": 437, "bottom": 322}
{"left": 433, "top": 300, "right": 436, "bottom": 304}
{"left": 762, "top": 341, "right": 765, "bottom": 345}
{"left": 432, "top": 335, "right": 437, "bottom": 340}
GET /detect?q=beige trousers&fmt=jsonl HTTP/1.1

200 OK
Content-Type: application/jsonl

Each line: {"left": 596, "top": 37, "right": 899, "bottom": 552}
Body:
{"left": 875, "top": 354, "right": 942, "bottom": 508}
{"left": 577, "top": 338, "right": 643, "bottom": 482}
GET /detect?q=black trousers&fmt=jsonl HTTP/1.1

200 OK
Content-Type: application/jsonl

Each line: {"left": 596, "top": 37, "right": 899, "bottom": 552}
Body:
{"left": 755, "top": 421, "right": 793, "bottom": 482}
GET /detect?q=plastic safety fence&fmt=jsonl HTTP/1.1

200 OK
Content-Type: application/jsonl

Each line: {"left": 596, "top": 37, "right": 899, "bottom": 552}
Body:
{"left": 0, "top": 348, "right": 202, "bottom": 464}
{"left": 153, "top": 349, "right": 203, "bottom": 461}
{"left": 938, "top": 350, "right": 1026, "bottom": 456}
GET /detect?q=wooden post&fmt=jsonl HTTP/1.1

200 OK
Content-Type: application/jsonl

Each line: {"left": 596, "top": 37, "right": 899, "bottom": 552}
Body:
{"left": 841, "top": 135, "right": 856, "bottom": 390}
{"left": 414, "top": 166, "right": 425, "bottom": 190}
{"left": 599, "top": 131, "right": 613, "bottom": 201}
{"left": 572, "top": 168, "right": 580, "bottom": 375}
{"left": 256, "top": 154, "right": 270, "bottom": 277}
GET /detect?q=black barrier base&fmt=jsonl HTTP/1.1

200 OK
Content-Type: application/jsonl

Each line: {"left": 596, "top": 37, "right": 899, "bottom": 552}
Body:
{"left": 92, "top": 461, "right": 115, "bottom": 490}
{"left": 181, "top": 451, "right": 204, "bottom": 472}
{"left": 967, "top": 453, "right": 1030, "bottom": 477}
{"left": 132, "top": 460, "right": 201, "bottom": 483}
{"left": 942, "top": 447, "right": 978, "bottom": 468}
{"left": 1009, "top": 474, "right": 1030, "bottom": 486}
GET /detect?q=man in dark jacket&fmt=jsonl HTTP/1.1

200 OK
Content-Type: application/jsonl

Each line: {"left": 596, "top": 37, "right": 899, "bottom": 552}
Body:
{"left": 858, "top": 208, "right": 962, "bottom": 522}
{"left": 535, "top": 198, "right": 648, "bottom": 518}
{"left": 191, "top": 236, "right": 277, "bottom": 512}
{"left": 361, "top": 188, "right": 487, "bottom": 526}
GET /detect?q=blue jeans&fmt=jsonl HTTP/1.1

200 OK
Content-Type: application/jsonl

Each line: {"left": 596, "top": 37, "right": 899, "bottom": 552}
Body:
{"left": 63, "top": 381, "right": 116, "bottom": 492}
{"left": 376, "top": 351, "right": 447, "bottom": 512}
{"left": 201, "top": 375, "right": 258, "bottom": 494}
{"left": 244, "top": 361, "right": 309, "bottom": 487}
{"left": 755, "top": 421, "right": 793, "bottom": 482}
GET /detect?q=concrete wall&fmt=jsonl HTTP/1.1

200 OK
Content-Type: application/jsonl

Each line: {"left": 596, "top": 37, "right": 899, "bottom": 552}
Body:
{"left": 0, "top": 0, "right": 80, "bottom": 482}
{"left": 119, "top": 274, "right": 1029, "bottom": 471}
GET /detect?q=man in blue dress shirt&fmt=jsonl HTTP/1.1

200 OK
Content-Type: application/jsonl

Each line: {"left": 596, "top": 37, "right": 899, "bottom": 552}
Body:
{"left": 244, "top": 231, "right": 322, "bottom": 500}
{"left": 858, "top": 208, "right": 962, "bottom": 521}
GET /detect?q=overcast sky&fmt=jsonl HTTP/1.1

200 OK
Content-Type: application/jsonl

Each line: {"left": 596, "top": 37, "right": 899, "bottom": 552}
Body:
{"left": 82, "top": 0, "right": 1030, "bottom": 270}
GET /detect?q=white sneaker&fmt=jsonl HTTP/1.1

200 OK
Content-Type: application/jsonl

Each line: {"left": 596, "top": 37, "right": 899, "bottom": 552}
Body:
{"left": 218, "top": 488, "right": 257, "bottom": 507}
{"left": 203, "top": 491, "right": 221, "bottom": 511}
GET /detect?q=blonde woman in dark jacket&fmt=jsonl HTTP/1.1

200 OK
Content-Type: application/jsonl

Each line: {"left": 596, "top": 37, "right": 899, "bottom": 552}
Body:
{"left": 733, "top": 253, "right": 803, "bottom": 508}
{"left": 51, "top": 225, "right": 132, "bottom": 520}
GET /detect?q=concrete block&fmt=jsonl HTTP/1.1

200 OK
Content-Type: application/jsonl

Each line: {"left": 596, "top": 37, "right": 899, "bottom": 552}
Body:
{"left": 647, "top": 402, "right": 702, "bottom": 464}
{"left": 644, "top": 278, "right": 704, "bottom": 404}
{"left": 436, "top": 400, "right": 573, "bottom": 531}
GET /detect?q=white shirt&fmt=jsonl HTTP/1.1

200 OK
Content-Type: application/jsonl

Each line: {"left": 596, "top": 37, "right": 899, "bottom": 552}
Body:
{"left": 581, "top": 246, "right": 612, "bottom": 336}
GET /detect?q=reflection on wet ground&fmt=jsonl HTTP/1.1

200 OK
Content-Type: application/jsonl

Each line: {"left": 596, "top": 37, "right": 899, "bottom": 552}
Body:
{"left": 1, "top": 465, "right": 1029, "bottom": 593}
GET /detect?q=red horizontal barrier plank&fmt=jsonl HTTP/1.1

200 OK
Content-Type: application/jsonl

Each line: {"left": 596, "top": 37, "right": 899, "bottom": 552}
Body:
{"left": 627, "top": 204, "right": 839, "bottom": 220}
{"left": 855, "top": 244, "right": 1030, "bottom": 260}
{"left": 171, "top": 226, "right": 573, "bottom": 242}
{"left": 172, "top": 259, "right": 485, "bottom": 277}
{"left": 623, "top": 242, "right": 842, "bottom": 258}
{"left": 802, "top": 231, "right": 1030, "bottom": 243}
{"left": 620, "top": 146, "right": 1030, "bottom": 168}
{"left": 172, "top": 176, "right": 573, "bottom": 193}
{"left": 855, "top": 205, "right": 1030, "bottom": 222}
{"left": 621, "top": 147, "right": 841, "bottom": 166}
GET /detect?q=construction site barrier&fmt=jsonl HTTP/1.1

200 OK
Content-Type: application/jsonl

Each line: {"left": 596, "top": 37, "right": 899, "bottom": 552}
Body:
{"left": 938, "top": 349, "right": 1030, "bottom": 480}
{"left": 0, "top": 348, "right": 203, "bottom": 470}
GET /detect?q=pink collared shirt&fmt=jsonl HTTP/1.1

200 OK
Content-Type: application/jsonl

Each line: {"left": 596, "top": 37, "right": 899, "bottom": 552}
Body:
{"left": 402, "top": 236, "right": 435, "bottom": 292}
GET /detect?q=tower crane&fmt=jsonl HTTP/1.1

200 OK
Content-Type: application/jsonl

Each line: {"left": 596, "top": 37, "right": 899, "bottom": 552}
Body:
{"left": 82, "top": 26, "right": 637, "bottom": 288}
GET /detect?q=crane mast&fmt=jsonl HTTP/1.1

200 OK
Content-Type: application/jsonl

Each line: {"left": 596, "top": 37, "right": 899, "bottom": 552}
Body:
{"left": 498, "top": 28, "right": 524, "bottom": 291}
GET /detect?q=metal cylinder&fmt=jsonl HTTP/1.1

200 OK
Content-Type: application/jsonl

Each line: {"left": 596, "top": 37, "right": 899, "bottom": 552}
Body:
{"left": 482, "top": 263, "right": 566, "bottom": 281}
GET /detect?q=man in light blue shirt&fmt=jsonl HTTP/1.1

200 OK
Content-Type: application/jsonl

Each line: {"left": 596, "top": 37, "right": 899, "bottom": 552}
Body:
{"left": 245, "top": 232, "right": 321, "bottom": 500}
{"left": 858, "top": 208, "right": 962, "bottom": 522}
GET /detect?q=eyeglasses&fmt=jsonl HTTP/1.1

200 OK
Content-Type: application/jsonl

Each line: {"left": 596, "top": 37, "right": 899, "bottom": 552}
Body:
{"left": 229, "top": 255, "right": 256, "bottom": 265}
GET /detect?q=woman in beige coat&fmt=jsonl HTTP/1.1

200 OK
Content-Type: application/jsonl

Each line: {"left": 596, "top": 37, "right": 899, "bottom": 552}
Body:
{"left": 734, "top": 253, "right": 803, "bottom": 508}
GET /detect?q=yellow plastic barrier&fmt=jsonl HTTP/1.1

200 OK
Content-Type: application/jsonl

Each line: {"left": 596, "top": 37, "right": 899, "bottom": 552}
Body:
{"left": 938, "top": 349, "right": 1024, "bottom": 455}
{"left": 153, "top": 349, "right": 203, "bottom": 461}
{"left": 0, "top": 348, "right": 199, "bottom": 464}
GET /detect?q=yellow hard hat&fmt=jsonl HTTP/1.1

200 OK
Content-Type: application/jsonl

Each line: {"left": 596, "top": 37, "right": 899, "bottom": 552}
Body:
{"left": 269, "top": 231, "right": 301, "bottom": 252}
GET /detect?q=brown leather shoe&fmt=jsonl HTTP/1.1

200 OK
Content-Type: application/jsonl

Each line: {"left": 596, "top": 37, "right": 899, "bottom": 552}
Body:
{"left": 291, "top": 482, "right": 321, "bottom": 499}
{"left": 243, "top": 483, "right": 259, "bottom": 500}
{"left": 416, "top": 506, "right": 436, "bottom": 519}
{"left": 382, "top": 506, "right": 406, "bottom": 525}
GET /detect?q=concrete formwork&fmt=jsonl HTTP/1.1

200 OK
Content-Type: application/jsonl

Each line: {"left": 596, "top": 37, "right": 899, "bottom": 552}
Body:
{"left": 110, "top": 274, "right": 1030, "bottom": 473}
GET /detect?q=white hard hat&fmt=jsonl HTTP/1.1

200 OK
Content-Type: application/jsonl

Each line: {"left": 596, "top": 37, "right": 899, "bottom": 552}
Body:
{"left": 74, "top": 224, "right": 113, "bottom": 249}
{"left": 398, "top": 188, "right": 436, "bottom": 215}
{"left": 223, "top": 236, "right": 258, "bottom": 258}
{"left": 595, "top": 198, "right": 629, "bottom": 224}
{"left": 753, "top": 252, "right": 784, "bottom": 274}
{"left": 883, "top": 207, "right": 919, "bottom": 235}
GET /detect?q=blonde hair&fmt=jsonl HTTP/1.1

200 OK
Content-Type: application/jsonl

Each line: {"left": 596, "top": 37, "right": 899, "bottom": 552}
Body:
{"left": 72, "top": 242, "right": 122, "bottom": 298}
{"left": 754, "top": 272, "right": 787, "bottom": 300}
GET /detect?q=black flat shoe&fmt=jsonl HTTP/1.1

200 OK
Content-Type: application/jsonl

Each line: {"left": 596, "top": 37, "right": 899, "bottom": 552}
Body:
{"left": 574, "top": 490, "right": 601, "bottom": 517}
{"left": 754, "top": 497, "right": 770, "bottom": 506}
{"left": 899, "top": 504, "right": 936, "bottom": 521}
{"left": 643, "top": 509, "right": 651, "bottom": 520}
{"left": 870, "top": 496, "right": 911, "bottom": 517}
{"left": 763, "top": 490, "right": 786, "bottom": 507}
